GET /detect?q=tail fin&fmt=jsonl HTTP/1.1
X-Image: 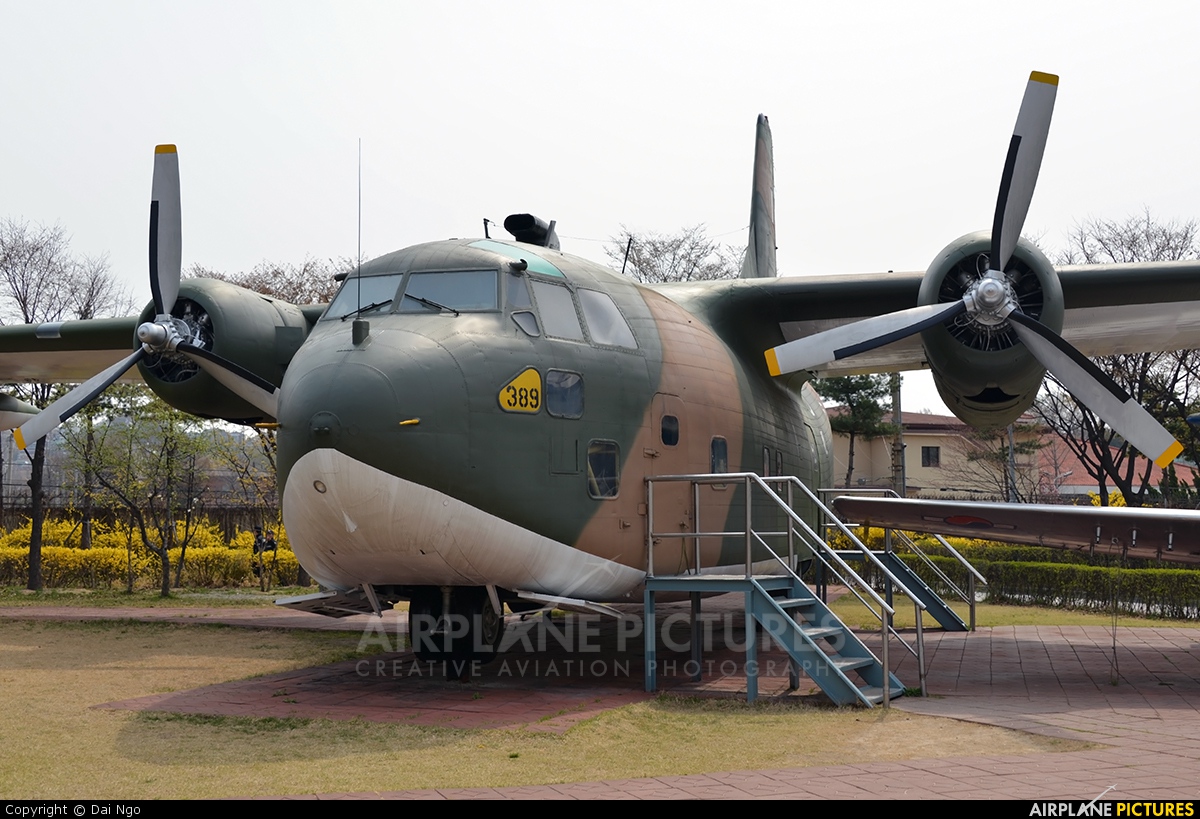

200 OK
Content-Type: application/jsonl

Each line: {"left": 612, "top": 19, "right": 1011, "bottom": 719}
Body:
{"left": 740, "top": 114, "right": 777, "bottom": 279}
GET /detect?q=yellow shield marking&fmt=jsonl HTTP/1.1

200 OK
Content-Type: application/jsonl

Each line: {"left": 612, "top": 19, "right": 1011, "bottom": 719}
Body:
{"left": 498, "top": 367, "right": 542, "bottom": 414}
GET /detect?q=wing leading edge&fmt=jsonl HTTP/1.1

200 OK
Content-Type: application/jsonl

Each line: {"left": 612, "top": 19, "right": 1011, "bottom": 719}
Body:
{"left": 0, "top": 317, "right": 141, "bottom": 384}
{"left": 833, "top": 495, "right": 1200, "bottom": 566}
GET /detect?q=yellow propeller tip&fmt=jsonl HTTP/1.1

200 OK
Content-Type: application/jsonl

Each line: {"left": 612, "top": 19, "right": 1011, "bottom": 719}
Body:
{"left": 764, "top": 348, "right": 781, "bottom": 377}
{"left": 13, "top": 428, "right": 25, "bottom": 451}
{"left": 1029, "top": 71, "right": 1059, "bottom": 86}
{"left": 1154, "top": 440, "right": 1184, "bottom": 469}
{"left": 155, "top": 144, "right": 177, "bottom": 154}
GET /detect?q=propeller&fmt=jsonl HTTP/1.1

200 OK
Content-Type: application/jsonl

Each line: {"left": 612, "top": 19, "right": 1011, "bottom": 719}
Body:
{"left": 13, "top": 145, "right": 279, "bottom": 451}
{"left": 764, "top": 71, "right": 1184, "bottom": 469}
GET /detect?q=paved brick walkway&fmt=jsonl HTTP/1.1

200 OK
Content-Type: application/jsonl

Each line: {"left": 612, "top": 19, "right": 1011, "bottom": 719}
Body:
{"left": 4, "top": 602, "right": 1198, "bottom": 798}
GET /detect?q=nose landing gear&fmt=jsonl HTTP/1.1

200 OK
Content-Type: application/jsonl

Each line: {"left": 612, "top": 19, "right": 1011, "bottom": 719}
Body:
{"left": 408, "top": 586, "right": 506, "bottom": 672}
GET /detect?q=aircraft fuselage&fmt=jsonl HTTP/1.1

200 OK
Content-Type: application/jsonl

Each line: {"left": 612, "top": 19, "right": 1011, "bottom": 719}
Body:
{"left": 275, "top": 238, "right": 830, "bottom": 600}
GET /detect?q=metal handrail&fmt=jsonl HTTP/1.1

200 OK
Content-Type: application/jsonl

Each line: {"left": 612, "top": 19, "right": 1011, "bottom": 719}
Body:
{"left": 758, "top": 526, "right": 921, "bottom": 662}
{"left": 646, "top": 471, "right": 929, "bottom": 698}
{"left": 819, "top": 487, "right": 987, "bottom": 630}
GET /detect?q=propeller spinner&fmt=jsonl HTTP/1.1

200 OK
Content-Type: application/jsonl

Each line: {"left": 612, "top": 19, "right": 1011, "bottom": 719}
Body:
{"left": 764, "top": 72, "right": 1184, "bottom": 469}
{"left": 13, "top": 146, "right": 278, "bottom": 451}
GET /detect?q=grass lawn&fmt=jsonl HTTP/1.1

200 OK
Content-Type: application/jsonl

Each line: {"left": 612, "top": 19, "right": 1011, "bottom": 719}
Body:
{"left": 1, "top": 585, "right": 1191, "bottom": 797}
{"left": 0, "top": 614, "right": 1087, "bottom": 799}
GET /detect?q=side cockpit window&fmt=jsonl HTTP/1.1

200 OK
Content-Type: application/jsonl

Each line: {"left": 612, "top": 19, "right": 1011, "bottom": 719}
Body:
{"left": 578, "top": 289, "right": 638, "bottom": 349}
{"left": 508, "top": 272, "right": 541, "bottom": 337}
{"left": 530, "top": 280, "right": 585, "bottom": 341}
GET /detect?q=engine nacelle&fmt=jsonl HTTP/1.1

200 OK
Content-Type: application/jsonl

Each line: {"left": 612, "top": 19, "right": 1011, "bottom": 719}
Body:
{"left": 136, "top": 278, "right": 311, "bottom": 423}
{"left": 918, "top": 231, "right": 1062, "bottom": 429}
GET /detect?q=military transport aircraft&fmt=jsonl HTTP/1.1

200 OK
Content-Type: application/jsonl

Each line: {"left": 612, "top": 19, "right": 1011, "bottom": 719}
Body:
{"left": 4, "top": 71, "right": 1200, "bottom": 661}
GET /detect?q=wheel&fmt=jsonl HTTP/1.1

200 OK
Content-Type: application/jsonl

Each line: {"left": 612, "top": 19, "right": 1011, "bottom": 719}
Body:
{"left": 456, "top": 586, "right": 506, "bottom": 665}
{"left": 407, "top": 586, "right": 505, "bottom": 667}
{"left": 408, "top": 587, "right": 445, "bottom": 663}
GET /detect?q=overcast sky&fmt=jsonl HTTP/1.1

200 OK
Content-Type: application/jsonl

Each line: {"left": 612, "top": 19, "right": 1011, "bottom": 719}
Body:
{"left": 4, "top": 1, "right": 1199, "bottom": 413}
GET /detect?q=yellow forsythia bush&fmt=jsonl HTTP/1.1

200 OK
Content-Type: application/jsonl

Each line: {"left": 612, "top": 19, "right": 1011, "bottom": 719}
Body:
{"left": 0, "top": 517, "right": 301, "bottom": 588}
{"left": 164, "top": 547, "right": 253, "bottom": 586}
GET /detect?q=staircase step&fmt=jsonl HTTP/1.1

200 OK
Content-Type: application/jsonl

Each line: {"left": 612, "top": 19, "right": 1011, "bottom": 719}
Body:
{"left": 799, "top": 625, "right": 842, "bottom": 640}
{"left": 829, "top": 656, "right": 873, "bottom": 673}
{"left": 859, "top": 685, "right": 906, "bottom": 705}
{"left": 776, "top": 597, "right": 816, "bottom": 610}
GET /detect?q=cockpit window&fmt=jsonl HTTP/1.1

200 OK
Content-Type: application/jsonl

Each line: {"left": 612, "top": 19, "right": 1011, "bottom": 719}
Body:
{"left": 324, "top": 274, "right": 404, "bottom": 320}
{"left": 529, "top": 280, "right": 584, "bottom": 341}
{"left": 507, "top": 272, "right": 533, "bottom": 309}
{"left": 578, "top": 289, "right": 638, "bottom": 349}
{"left": 398, "top": 270, "right": 499, "bottom": 313}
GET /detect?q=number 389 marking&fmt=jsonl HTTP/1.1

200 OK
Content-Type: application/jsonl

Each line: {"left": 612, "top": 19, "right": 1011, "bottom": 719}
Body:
{"left": 498, "top": 368, "right": 542, "bottom": 414}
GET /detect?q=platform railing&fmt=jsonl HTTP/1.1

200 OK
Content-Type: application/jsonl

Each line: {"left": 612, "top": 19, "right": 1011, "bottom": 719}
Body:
{"left": 646, "top": 472, "right": 927, "bottom": 698}
{"left": 819, "top": 487, "right": 988, "bottom": 630}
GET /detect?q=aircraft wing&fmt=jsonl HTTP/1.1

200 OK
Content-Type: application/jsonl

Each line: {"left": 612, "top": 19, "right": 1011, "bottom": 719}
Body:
{"left": 0, "top": 318, "right": 142, "bottom": 383}
{"left": 680, "top": 260, "right": 1200, "bottom": 376}
{"left": 832, "top": 495, "right": 1200, "bottom": 566}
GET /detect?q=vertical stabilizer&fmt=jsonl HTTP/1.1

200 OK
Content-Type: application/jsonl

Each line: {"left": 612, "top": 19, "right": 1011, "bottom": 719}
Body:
{"left": 741, "top": 114, "right": 777, "bottom": 279}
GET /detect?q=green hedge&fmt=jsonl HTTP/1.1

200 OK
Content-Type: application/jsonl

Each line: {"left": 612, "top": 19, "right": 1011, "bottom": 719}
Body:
{"left": 865, "top": 553, "right": 1200, "bottom": 620}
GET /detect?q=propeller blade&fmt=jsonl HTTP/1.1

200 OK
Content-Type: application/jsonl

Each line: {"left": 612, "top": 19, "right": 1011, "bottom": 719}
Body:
{"left": 991, "top": 72, "right": 1057, "bottom": 272}
{"left": 1008, "top": 311, "right": 1183, "bottom": 468}
{"left": 765, "top": 300, "right": 966, "bottom": 376}
{"left": 12, "top": 348, "right": 146, "bottom": 450}
{"left": 177, "top": 342, "right": 279, "bottom": 418}
{"left": 150, "top": 144, "right": 181, "bottom": 316}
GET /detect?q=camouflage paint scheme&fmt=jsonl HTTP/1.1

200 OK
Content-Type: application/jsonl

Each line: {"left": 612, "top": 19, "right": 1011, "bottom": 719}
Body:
{"left": 272, "top": 233, "right": 827, "bottom": 596}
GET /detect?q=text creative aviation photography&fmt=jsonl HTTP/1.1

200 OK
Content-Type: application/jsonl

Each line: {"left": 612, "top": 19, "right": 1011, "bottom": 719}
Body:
{"left": 3, "top": 70, "right": 1200, "bottom": 672}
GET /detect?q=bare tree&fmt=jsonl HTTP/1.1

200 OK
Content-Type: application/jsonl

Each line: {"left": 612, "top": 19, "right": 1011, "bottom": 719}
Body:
{"left": 605, "top": 224, "right": 741, "bottom": 284}
{"left": 1037, "top": 211, "right": 1200, "bottom": 506}
{"left": 942, "top": 422, "right": 1047, "bottom": 502}
{"left": 187, "top": 256, "right": 350, "bottom": 304}
{"left": 0, "top": 219, "right": 128, "bottom": 586}
{"left": 185, "top": 257, "right": 343, "bottom": 586}
{"left": 89, "top": 394, "right": 209, "bottom": 597}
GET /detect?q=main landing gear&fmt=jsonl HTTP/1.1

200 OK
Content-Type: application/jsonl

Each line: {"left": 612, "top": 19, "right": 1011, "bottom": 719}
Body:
{"left": 408, "top": 586, "right": 505, "bottom": 674}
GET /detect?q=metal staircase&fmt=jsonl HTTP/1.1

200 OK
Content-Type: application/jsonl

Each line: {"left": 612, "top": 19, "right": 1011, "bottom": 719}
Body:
{"left": 878, "top": 552, "right": 968, "bottom": 631}
{"left": 823, "top": 488, "right": 988, "bottom": 633}
{"left": 643, "top": 472, "right": 958, "bottom": 707}
{"left": 748, "top": 575, "right": 904, "bottom": 706}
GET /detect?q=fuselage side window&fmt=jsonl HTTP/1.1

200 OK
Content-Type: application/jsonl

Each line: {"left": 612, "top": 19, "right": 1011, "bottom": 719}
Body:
{"left": 512, "top": 312, "right": 540, "bottom": 336}
{"left": 661, "top": 415, "right": 679, "bottom": 446}
{"left": 529, "top": 280, "right": 585, "bottom": 341}
{"left": 323, "top": 273, "right": 404, "bottom": 320}
{"left": 587, "top": 440, "right": 620, "bottom": 499}
{"left": 578, "top": 289, "right": 638, "bottom": 349}
{"left": 546, "top": 370, "right": 584, "bottom": 419}
{"left": 711, "top": 437, "right": 728, "bottom": 473}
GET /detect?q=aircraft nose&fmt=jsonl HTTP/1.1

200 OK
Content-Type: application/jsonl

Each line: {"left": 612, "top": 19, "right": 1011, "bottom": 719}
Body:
{"left": 285, "top": 360, "right": 396, "bottom": 451}
{"left": 275, "top": 329, "right": 469, "bottom": 491}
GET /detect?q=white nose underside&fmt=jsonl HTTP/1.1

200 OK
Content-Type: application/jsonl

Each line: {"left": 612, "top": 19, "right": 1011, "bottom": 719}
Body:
{"left": 283, "top": 448, "right": 645, "bottom": 600}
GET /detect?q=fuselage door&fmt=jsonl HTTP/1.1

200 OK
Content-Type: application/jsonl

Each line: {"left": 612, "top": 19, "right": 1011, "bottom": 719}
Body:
{"left": 647, "top": 392, "right": 696, "bottom": 573}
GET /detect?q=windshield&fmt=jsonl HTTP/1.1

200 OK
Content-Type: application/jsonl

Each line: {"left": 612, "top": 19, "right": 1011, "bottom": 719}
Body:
{"left": 398, "top": 270, "right": 499, "bottom": 313}
{"left": 324, "top": 274, "right": 403, "bottom": 320}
